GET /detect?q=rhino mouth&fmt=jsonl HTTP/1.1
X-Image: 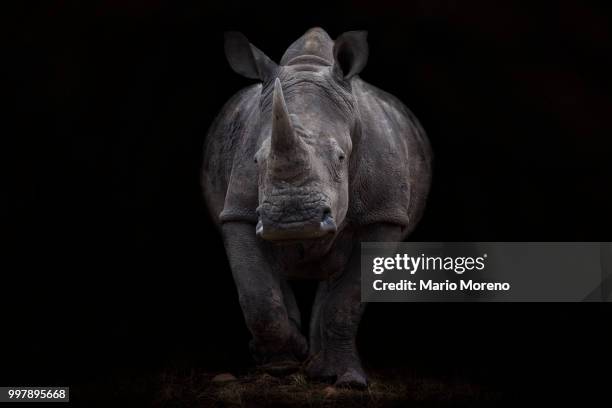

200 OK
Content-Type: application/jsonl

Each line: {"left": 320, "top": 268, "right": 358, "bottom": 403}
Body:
{"left": 256, "top": 204, "right": 337, "bottom": 242}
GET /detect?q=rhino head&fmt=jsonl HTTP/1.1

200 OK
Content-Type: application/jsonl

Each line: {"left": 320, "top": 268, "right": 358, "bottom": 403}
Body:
{"left": 224, "top": 28, "right": 368, "bottom": 242}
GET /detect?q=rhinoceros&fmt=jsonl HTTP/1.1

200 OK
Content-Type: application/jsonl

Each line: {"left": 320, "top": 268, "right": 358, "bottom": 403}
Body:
{"left": 201, "top": 27, "right": 432, "bottom": 388}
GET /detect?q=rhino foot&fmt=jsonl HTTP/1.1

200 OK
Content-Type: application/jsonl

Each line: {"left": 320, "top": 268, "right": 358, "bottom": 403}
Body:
{"left": 335, "top": 368, "right": 368, "bottom": 389}
{"left": 250, "top": 329, "right": 308, "bottom": 376}
{"left": 304, "top": 350, "right": 367, "bottom": 389}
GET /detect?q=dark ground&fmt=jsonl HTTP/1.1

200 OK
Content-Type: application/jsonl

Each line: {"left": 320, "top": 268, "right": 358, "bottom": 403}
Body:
{"left": 5, "top": 0, "right": 612, "bottom": 406}
{"left": 86, "top": 368, "right": 501, "bottom": 407}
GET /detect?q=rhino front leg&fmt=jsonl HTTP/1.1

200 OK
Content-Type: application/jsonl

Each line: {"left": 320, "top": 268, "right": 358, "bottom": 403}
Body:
{"left": 306, "top": 223, "right": 404, "bottom": 388}
{"left": 221, "top": 222, "right": 307, "bottom": 372}
{"left": 281, "top": 279, "right": 302, "bottom": 332}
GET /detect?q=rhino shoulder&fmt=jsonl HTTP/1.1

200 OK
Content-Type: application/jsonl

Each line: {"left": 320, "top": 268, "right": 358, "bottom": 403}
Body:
{"left": 347, "top": 77, "right": 432, "bottom": 234}
{"left": 204, "top": 84, "right": 262, "bottom": 160}
{"left": 202, "top": 84, "right": 262, "bottom": 226}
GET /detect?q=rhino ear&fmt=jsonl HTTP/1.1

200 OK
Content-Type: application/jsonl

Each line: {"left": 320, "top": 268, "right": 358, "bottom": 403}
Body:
{"left": 224, "top": 32, "right": 277, "bottom": 82}
{"left": 333, "top": 31, "right": 369, "bottom": 80}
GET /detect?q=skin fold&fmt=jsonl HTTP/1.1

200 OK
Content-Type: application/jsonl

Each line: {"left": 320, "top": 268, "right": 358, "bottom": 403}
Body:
{"left": 201, "top": 27, "right": 432, "bottom": 388}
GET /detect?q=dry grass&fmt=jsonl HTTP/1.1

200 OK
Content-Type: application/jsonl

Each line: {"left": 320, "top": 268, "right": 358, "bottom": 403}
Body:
{"left": 151, "top": 368, "right": 502, "bottom": 407}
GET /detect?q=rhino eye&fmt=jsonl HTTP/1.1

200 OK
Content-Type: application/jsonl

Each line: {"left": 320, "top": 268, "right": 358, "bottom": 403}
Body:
{"left": 338, "top": 153, "right": 346, "bottom": 161}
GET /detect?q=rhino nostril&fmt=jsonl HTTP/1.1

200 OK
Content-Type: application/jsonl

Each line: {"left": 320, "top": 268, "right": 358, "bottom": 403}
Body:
{"left": 321, "top": 206, "right": 332, "bottom": 220}
{"left": 320, "top": 206, "right": 336, "bottom": 233}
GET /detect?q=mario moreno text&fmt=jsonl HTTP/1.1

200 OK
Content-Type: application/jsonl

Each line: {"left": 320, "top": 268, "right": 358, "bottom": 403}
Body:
{"left": 371, "top": 253, "right": 511, "bottom": 292}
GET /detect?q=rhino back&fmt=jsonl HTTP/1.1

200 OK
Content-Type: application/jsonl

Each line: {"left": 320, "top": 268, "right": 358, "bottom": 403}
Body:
{"left": 202, "top": 84, "right": 262, "bottom": 227}
{"left": 349, "top": 77, "right": 432, "bottom": 237}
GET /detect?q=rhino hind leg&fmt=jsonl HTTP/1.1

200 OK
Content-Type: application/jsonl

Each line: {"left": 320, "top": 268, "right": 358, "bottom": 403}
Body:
{"left": 221, "top": 223, "right": 308, "bottom": 374}
{"left": 281, "top": 279, "right": 302, "bottom": 332}
{"left": 305, "top": 223, "right": 404, "bottom": 388}
{"left": 308, "top": 281, "right": 329, "bottom": 358}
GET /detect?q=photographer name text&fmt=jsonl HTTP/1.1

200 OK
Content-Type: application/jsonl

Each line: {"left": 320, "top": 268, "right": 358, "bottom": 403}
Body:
{"left": 371, "top": 253, "right": 511, "bottom": 292}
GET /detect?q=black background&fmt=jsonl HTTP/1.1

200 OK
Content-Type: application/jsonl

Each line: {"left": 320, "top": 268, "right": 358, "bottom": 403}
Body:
{"left": 6, "top": 0, "right": 612, "bottom": 403}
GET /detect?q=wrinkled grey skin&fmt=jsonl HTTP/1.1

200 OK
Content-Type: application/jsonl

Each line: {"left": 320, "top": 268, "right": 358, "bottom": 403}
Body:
{"left": 202, "top": 28, "right": 432, "bottom": 388}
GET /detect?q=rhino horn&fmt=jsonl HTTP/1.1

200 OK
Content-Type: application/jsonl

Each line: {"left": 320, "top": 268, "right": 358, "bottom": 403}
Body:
{"left": 271, "top": 78, "right": 305, "bottom": 156}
